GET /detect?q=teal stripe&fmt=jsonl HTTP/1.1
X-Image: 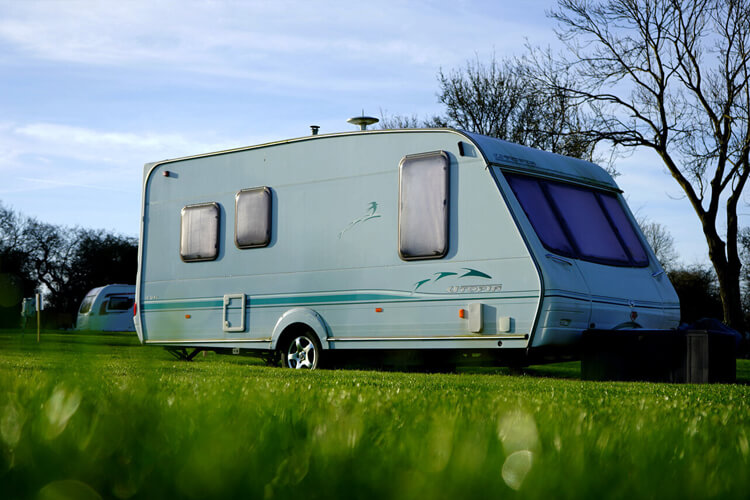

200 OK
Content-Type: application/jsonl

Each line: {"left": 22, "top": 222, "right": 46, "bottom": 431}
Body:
{"left": 143, "top": 299, "right": 222, "bottom": 311}
{"left": 142, "top": 291, "right": 539, "bottom": 311}
{"left": 253, "top": 292, "right": 413, "bottom": 306}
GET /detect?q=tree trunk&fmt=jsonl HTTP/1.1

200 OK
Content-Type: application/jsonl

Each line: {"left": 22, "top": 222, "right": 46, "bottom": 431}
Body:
{"left": 706, "top": 233, "right": 745, "bottom": 331}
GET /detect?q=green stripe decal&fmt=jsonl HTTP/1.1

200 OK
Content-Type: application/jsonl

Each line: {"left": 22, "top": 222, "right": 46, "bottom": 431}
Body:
{"left": 142, "top": 291, "right": 539, "bottom": 311}
{"left": 143, "top": 299, "right": 223, "bottom": 311}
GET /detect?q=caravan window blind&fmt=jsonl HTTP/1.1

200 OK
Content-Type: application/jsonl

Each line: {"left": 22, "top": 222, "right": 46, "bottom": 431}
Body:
{"left": 398, "top": 151, "right": 450, "bottom": 260}
{"left": 235, "top": 187, "right": 272, "bottom": 249}
{"left": 180, "top": 203, "right": 220, "bottom": 262}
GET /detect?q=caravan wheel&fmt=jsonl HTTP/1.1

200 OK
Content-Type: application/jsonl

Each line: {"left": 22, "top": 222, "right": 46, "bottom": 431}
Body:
{"left": 283, "top": 332, "right": 321, "bottom": 369}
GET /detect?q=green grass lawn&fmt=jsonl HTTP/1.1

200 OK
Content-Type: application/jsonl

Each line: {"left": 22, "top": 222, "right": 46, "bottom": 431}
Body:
{"left": 0, "top": 330, "right": 748, "bottom": 499}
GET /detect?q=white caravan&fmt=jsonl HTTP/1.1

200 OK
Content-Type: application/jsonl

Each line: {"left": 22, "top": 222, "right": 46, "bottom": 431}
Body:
{"left": 134, "top": 128, "right": 679, "bottom": 367}
{"left": 77, "top": 284, "right": 136, "bottom": 332}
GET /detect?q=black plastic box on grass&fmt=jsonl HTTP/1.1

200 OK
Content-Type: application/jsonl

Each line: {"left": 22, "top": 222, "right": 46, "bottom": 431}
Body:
{"left": 581, "top": 328, "right": 736, "bottom": 383}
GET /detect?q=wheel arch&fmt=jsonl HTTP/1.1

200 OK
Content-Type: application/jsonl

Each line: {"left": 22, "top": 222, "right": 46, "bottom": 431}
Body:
{"left": 270, "top": 307, "right": 330, "bottom": 350}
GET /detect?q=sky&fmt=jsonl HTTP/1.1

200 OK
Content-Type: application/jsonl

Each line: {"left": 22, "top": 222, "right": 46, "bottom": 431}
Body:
{"left": 0, "top": 0, "right": 739, "bottom": 265}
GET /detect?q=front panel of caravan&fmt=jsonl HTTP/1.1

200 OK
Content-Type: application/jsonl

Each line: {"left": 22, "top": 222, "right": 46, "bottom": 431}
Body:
{"left": 136, "top": 130, "right": 541, "bottom": 351}
{"left": 477, "top": 138, "right": 680, "bottom": 349}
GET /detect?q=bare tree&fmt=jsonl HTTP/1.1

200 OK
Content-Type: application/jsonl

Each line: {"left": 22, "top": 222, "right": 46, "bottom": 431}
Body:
{"left": 434, "top": 56, "right": 600, "bottom": 161}
{"left": 638, "top": 216, "right": 679, "bottom": 270}
{"left": 378, "top": 111, "right": 426, "bottom": 129}
{"left": 435, "top": 57, "right": 525, "bottom": 139}
{"left": 0, "top": 202, "right": 26, "bottom": 250}
{"left": 380, "top": 56, "right": 601, "bottom": 164}
{"left": 534, "top": 0, "right": 750, "bottom": 329}
{"left": 21, "top": 219, "right": 78, "bottom": 306}
{"left": 0, "top": 203, "right": 34, "bottom": 319}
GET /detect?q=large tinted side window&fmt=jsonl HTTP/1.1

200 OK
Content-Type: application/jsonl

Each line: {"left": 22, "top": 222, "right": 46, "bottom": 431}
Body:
{"left": 505, "top": 173, "right": 649, "bottom": 267}
{"left": 505, "top": 175, "right": 575, "bottom": 257}
{"left": 235, "top": 187, "right": 272, "bottom": 249}
{"left": 398, "top": 151, "right": 450, "bottom": 260}
{"left": 598, "top": 194, "right": 649, "bottom": 266}
{"left": 545, "top": 182, "right": 630, "bottom": 264}
{"left": 180, "top": 203, "right": 220, "bottom": 262}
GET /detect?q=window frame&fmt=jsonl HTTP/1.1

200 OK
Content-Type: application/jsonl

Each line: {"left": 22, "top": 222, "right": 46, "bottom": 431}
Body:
{"left": 397, "top": 150, "right": 451, "bottom": 261}
{"left": 234, "top": 186, "right": 272, "bottom": 250}
{"left": 180, "top": 202, "right": 220, "bottom": 263}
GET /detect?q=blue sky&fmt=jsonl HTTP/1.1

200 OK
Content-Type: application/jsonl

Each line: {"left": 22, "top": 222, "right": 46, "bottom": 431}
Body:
{"left": 0, "top": 0, "right": 732, "bottom": 264}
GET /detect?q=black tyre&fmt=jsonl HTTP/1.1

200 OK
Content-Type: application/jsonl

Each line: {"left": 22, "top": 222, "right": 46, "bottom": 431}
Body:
{"left": 281, "top": 331, "right": 322, "bottom": 369}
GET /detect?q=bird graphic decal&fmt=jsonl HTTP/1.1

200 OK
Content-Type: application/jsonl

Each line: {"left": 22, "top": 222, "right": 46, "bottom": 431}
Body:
{"left": 338, "top": 202, "right": 382, "bottom": 239}
{"left": 460, "top": 268, "right": 492, "bottom": 279}
{"left": 434, "top": 271, "right": 458, "bottom": 281}
{"left": 413, "top": 279, "right": 431, "bottom": 291}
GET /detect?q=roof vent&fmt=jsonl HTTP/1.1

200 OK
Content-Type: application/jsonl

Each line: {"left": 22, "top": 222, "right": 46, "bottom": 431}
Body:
{"left": 310, "top": 125, "right": 320, "bottom": 136}
{"left": 347, "top": 113, "right": 379, "bottom": 131}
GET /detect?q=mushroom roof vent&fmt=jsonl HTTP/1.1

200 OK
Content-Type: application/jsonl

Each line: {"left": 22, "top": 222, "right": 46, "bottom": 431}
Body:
{"left": 347, "top": 115, "right": 379, "bottom": 131}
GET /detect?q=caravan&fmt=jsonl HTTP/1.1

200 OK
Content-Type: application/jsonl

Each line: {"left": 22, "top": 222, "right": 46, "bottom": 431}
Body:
{"left": 134, "top": 128, "right": 679, "bottom": 368}
{"left": 77, "top": 284, "right": 136, "bottom": 332}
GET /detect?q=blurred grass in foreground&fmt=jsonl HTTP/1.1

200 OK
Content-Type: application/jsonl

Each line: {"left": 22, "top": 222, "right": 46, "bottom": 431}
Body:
{"left": 0, "top": 331, "right": 748, "bottom": 499}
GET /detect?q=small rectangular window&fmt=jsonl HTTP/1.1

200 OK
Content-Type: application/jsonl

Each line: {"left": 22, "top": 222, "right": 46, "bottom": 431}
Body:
{"left": 180, "top": 203, "right": 220, "bottom": 262}
{"left": 398, "top": 151, "right": 450, "bottom": 260}
{"left": 235, "top": 187, "right": 272, "bottom": 249}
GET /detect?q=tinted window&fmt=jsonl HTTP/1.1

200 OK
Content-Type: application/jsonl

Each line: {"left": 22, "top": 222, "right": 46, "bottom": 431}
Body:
{"left": 504, "top": 175, "right": 575, "bottom": 257}
{"left": 545, "top": 183, "right": 629, "bottom": 264}
{"left": 235, "top": 187, "right": 272, "bottom": 249}
{"left": 599, "top": 194, "right": 649, "bottom": 266}
{"left": 399, "top": 152, "right": 450, "bottom": 260}
{"left": 505, "top": 173, "right": 648, "bottom": 267}
{"left": 108, "top": 296, "right": 134, "bottom": 311}
{"left": 79, "top": 295, "right": 95, "bottom": 315}
{"left": 180, "top": 203, "right": 220, "bottom": 262}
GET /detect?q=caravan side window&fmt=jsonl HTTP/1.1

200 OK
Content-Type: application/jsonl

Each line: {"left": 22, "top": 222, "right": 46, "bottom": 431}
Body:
{"left": 235, "top": 187, "right": 272, "bottom": 249}
{"left": 107, "top": 296, "right": 135, "bottom": 312}
{"left": 398, "top": 151, "right": 450, "bottom": 260}
{"left": 180, "top": 203, "right": 220, "bottom": 262}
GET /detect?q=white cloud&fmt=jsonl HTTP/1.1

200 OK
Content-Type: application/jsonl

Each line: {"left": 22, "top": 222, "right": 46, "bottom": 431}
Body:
{"left": 0, "top": 0, "right": 555, "bottom": 90}
{"left": 6, "top": 122, "right": 254, "bottom": 165}
{"left": 0, "top": 121, "right": 260, "bottom": 204}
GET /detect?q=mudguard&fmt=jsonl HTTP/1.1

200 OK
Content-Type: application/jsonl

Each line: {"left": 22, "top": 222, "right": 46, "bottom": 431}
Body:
{"left": 270, "top": 307, "right": 330, "bottom": 350}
